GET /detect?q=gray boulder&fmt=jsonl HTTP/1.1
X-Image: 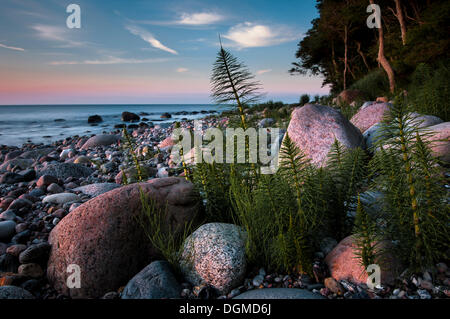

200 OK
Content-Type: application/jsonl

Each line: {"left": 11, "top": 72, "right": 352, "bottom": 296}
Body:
{"left": 42, "top": 193, "right": 80, "bottom": 205}
{"left": 74, "top": 183, "right": 121, "bottom": 197}
{"left": 39, "top": 163, "right": 94, "bottom": 180}
{"left": 180, "top": 223, "right": 247, "bottom": 295}
{"left": 121, "top": 261, "right": 181, "bottom": 299}
{"left": 80, "top": 134, "right": 120, "bottom": 150}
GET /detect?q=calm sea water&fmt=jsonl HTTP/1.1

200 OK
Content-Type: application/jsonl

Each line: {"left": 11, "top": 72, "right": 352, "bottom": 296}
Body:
{"left": 0, "top": 104, "right": 228, "bottom": 147}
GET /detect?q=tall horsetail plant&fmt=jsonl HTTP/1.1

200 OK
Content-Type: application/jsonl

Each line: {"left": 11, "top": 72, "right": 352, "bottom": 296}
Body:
{"left": 277, "top": 133, "right": 317, "bottom": 275}
{"left": 371, "top": 96, "right": 449, "bottom": 272}
{"left": 327, "top": 140, "right": 368, "bottom": 240}
{"left": 211, "top": 36, "right": 263, "bottom": 130}
{"left": 122, "top": 127, "right": 144, "bottom": 182}
{"left": 173, "top": 121, "right": 191, "bottom": 181}
{"left": 353, "top": 195, "right": 379, "bottom": 269}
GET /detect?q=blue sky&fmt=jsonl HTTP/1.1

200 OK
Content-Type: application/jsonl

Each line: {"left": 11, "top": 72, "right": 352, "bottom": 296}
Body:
{"left": 0, "top": 0, "right": 329, "bottom": 104}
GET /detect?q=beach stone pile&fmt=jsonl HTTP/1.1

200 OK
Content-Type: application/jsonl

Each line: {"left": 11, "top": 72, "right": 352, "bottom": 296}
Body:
{"left": 0, "top": 106, "right": 449, "bottom": 300}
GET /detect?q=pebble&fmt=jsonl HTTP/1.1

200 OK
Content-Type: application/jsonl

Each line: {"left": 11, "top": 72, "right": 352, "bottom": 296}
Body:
{"left": 252, "top": 274, "right": 264, "bottom": 287}
{"left": 417, "top": 289, "right": 431, "bottom": 299}
{"left": 18, "top": 263, "right": 44, "bottom": 278}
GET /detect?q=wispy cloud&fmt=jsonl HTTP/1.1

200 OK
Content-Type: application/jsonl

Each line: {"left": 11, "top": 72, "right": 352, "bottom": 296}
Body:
{"left": 0, "top": 42, "right": 25, "bottom": 52}
{"left": 257, "top": 69, "right": 272, "bottom": 75}
{"left": 31, "top": 24, "right": 84, "bottom": 48}
{"left": 223, "top": 22, "right": 299, "bottom": 48}
{"left": 177, "top": 12, "right": 224, "bottom": 25}
{"left": 130, "top": 12, "right": 224, "bottom": 27}
{"left": 176, "top": 67, "right": 189, "bottom": 73}
{"left": 126, "top": 25, "right": 178, "bottom": 55}
{"left": 49, "top": 56, "right": 169, "bottom": 66}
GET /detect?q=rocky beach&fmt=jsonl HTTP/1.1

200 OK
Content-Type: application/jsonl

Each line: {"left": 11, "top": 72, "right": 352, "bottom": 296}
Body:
{"left": 0, "top": 103, "right": 449, "bottom": 300}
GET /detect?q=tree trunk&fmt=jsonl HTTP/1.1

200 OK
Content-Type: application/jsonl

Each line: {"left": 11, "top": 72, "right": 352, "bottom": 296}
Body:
{"left": 370, "top": 0, "right": 395, "bottom": 93}
{"left": 343, "top": 25, "right": 348, "bottom": 90}
{"left": 394, "top": 0, "right": 407, "bottom": 45}
{"left": 356, "top": 41, "right": 370, "bottom": 71}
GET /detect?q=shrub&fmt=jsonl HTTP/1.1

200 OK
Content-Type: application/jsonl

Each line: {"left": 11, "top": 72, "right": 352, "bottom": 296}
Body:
{"left": 350, "top": 69, "right": 389, "bottom": 101}
{"left": 299, "top": 94, "right": 310, "bottom": 106}
{"left": 407, "top": 61, "right": 450, "bottom": 121}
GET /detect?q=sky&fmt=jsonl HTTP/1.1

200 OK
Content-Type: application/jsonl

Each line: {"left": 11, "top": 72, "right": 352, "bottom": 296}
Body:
{"left": 0, "top": 0, "right": 330, "bottom": 105}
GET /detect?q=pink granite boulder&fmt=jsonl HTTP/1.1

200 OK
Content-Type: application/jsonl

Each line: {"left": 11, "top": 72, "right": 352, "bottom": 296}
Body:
{"left": 287, "top": 104, "right": 364, "bottom": 167}
{"left": 47, "top": 177, "right": 201, "bottom": 298}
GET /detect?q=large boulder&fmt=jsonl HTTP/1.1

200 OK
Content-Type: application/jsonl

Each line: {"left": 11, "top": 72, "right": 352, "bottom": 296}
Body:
{"left": 180, "top": 223, "right": 247, "bottom": 295}
{"left": 234, "top": 288, "right": 325, "bottom": 299}
{"left": 363, "top": 123, "right": 383, "bottom": 151}
{"left": 336, "top": 89, "right": 365, "bottom": 105}
{"left": 73, "top": 183, "right": 121, "bottom": 197}
{"left": 0, "top": 159, "right": 34, "bottom": 172}
{"left": 121, "top": 261, "right": 181, "bottom": 299}
{"left": 88, "top": 115, "right": 103, "bottom": 124}
{"left": 47, "top": 177, "right": 201, "bottom": 298}
{"left": 122, "top": 112, "right": 140, "bottom": 122}
{"left": 286, "top": 104, "right": 364, "bottom": 167}
{"left": 350, "top": 102, "right": 391, "bottom": 133}
{"left": 324, "top": 235, "right": 401, "bottom": 286}
{"left": 39, "top": 163, "right": 94, "bottom": 180}
{"left": 407, "top": 113, "right": 443, "bottom": 129}
{"left": 80, "top": 135, "right": 120, "bottom": 150}
{"left": 423, "top": 122, "right": 450, "bottom": 163}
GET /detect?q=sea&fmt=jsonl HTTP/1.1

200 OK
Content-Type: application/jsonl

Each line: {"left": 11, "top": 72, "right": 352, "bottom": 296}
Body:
{"left": 0, "top": 104, "right": 230, "bottom": 147}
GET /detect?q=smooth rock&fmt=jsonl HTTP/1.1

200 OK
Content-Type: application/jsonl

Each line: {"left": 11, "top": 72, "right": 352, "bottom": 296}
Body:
{"left": 80, "top": 135, "right": 120, "bottom": 150}
{"left": 88, "top": 115, "right": 103, "bottom": 124}
{"left": 336, "top": 90, "right": 365, "bottom": 105}
{"left": 122, "top": 112, "right": 140, "bottom": 122}
{"left": 18, "top": 263, "right": 44, "bottom": 278}
{"left": 0, "top": 220, "right": 16, "bottom": 241}
{"left": 286, "top": 104, "right": 364, "bottom": 167}
{"left": 350, "top": 102, "right": 391, "bottom": 133}
{"left": 0, "top": 210, "right": 17, "bottom": 221}
{"left": 47, "top": 177, "right": 201, "bottom": 298}
{"left": 47, "top": 183, "right": 64, "bottom": 194}
{"left": 19, "top": 242, "right": 51, "bottom": 264}
{"left": 73, "top": 156, "right": 91, "bottom": 165}
{"left": 424, "top": 122, "right": 450, "bottom": 163}
{"left": 42, "top": 193, "right": 80, "bottom": 205}
{"left": 0, "top": 159, "right": 33, "bottom": 172}
{"left": 36, "top": 175, "right": 59, "bottom": 188}
{"left": 6, "top": 244, "right": 27, "bottom": 257}
{"left": 180, "top": 223, "right": 247, "bottom": 295}
{"left": 0, "top": 172, "right": 25, "bottom": 184}
{"left": 73, "top": 183, "right": 121, "bottom": 197}
{"left": 39, "top": 163, "right": 94, "bottom": 180}
{"left": 324, "top": 235, "right": 401, "bottom": 286}
{"left": 121, "top": 261, "right": 181, "bottom": 299}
